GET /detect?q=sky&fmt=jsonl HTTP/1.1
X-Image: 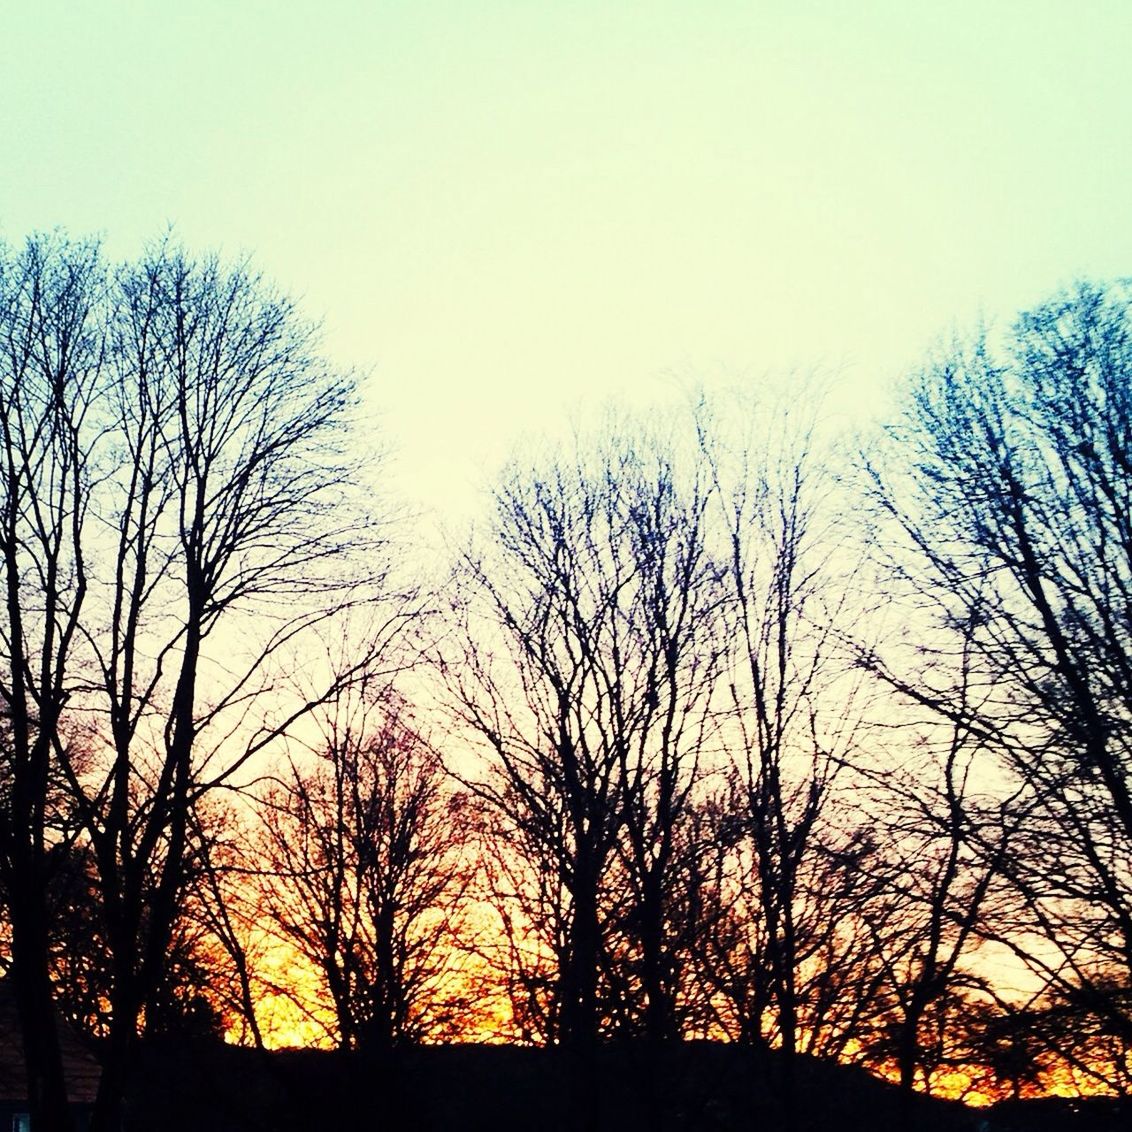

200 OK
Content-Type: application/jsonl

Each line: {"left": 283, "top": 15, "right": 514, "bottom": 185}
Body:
{"left": 3, "top": 0, "right": 1132, "bottom": 532}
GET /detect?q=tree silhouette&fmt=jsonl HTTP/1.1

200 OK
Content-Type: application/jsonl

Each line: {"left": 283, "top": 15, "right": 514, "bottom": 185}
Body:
{"left": 0, "top": 234, "right": 106, "bottom": 1132}
{"left": 444, "top": 423, "right": 727, "bottom": 1045}
{"left": 0, "top": 231, "right": 402, "bottom": 1129}
{"left": 257, "top": 687, "right": 474, "bottom": 1050}
{"left": 866, "top": 280, "right": 1132, "bottom": 1092}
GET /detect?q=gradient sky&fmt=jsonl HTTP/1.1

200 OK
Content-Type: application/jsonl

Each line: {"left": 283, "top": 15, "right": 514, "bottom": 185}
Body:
{"left": 3, "top": 1, "right": 1131, "bottom": 529}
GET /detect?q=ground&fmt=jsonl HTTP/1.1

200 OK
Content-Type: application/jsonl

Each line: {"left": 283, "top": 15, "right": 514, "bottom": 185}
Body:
{"left": 122, "top": 1040, "right": 1130, "bottom": 1132}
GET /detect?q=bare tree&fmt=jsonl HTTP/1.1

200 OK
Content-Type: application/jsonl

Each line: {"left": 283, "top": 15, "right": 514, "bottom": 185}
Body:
{"left": 606, "top": 439, "right": 726, "bottom": 1040}
{"left": 0, "top": 231, "right": 404, "bottom": 1129}
{"left": 443, "top": 440, "right": 639, "bottom": 1046}
{"left": 686, "top": 790, "right": 890, "bottom": 1060}
{"left": 865, "top": 281, "right": 1132, "bottom": 1081}
{"left": 443, "top": 423, "right": 727, "bottom": 1045}
{"left": 184, "top": 802, "right": 268, "bottom": 1049}
{"left": 708, "top": 399, "right": 866, "bottom": 1076}
{"left": 256, "top": 686, "right": 474, "bottom": 1050}
{"left": 854, "top": 725, "right": 1014, "bottom": 1108}
{"left": 0, "top": 234, "right": 105, "bottom": 1132}
{"left": 44, "top": 832, "right": 225, "bottom": 1045}
{"left": 75, "top": 241, "right": 403, "bottom": 1129}
{"left": 823, "top": 606, "right": 1022, "bottom": 1112}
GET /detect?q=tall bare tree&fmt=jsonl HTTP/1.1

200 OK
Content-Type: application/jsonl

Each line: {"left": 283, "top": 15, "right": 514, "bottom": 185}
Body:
{"left": 865, "top": 280, "right": 1132, "bottom": 1086}
{"left": 0, "top": 234, "right": 106, "bottom": 1132}
{"left": 84, "top": 241, "right": 407, "bottom": 1127}
{"left": 443, "top": 423, "right": 727, "bottom": 1045}
{"left": 0, "top": 231, "right": 403, "bottom": 1129}
{"left": 714, "top": 401, "right": 864, "bottom": 1057}
{"left": 607, "top": 440, "right": 726, "bottom": 1040}
{"left": 443, "top": 439, "right": 640, "bottom": 1046}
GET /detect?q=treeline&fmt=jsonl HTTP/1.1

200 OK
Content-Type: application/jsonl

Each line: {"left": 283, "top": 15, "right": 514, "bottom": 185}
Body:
{"left": 1, "top": 233, "right": 1130, "bottom": 1130}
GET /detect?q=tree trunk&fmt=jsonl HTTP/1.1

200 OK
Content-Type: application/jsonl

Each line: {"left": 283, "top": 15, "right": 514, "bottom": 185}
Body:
{"left": 11, "top": 927, "right": 74, "bottom": 1132}
{"left": 90, "top": 979, "right": 137, "bottom": 1132}
{"left": 639, "top": 890, "right": 676, "bottom": 1041}
{"left": 562, "top": 879, "right": 601, "bottom": 1048}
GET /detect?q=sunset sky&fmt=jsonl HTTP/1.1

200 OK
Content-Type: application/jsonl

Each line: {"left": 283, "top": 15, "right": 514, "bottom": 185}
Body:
{"left": 3, "top": 1, "right": 1131, "bottom": 527}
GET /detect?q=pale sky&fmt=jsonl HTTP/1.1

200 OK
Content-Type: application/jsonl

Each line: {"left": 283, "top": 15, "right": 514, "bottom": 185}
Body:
{"left": 3, "top": 1, "right": 1131, "bottom": 529}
